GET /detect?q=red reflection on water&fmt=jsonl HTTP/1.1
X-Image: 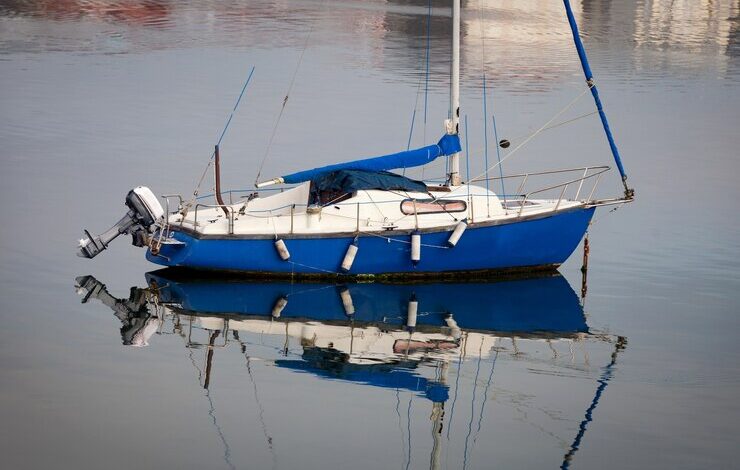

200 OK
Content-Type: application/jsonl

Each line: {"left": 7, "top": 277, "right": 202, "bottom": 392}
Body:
{"left": 5, "top": 0, "right": 171, "bottom": 26}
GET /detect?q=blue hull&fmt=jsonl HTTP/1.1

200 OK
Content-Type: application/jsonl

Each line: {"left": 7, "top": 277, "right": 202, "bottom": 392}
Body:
{"left": 147, "top": 207, "right": 595, "bottom": 275}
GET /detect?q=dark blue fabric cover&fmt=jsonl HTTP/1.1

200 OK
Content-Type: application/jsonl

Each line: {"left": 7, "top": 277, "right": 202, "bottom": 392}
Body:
{"left": 282, "top": 134, "right": 461, "bottom": 184}
{"left": 310, "top": 169, "right": 427, "bottom": 197}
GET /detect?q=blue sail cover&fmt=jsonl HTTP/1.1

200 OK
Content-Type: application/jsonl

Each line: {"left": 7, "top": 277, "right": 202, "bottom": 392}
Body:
{"left": 276, "top": 349, "right": 450, "bottom": 403}
{"left": 281, "top": 134, "right": 462, "bottom": 184}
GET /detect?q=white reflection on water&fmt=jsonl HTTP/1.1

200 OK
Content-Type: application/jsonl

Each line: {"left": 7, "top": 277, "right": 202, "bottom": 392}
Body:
{"left": 632, "top": 0, "right": 739, "bottom": 78}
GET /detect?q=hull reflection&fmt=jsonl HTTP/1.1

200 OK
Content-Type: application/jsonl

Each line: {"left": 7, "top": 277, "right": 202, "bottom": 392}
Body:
{"left": 145, "top": 270, "right": 588, "bottom": 335}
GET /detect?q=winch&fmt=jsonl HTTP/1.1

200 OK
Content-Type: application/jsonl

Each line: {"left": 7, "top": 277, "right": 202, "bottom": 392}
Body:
{"left": 77, "top": 186, "right": 164, "bottom": 259}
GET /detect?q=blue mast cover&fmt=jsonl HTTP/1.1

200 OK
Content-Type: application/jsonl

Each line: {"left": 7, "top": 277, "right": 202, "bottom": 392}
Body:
{"left": 281, "top": 134, "right": 461, "bottom": 184}
{"left": 562, "top": 0, "right": 628, "bottom": 185}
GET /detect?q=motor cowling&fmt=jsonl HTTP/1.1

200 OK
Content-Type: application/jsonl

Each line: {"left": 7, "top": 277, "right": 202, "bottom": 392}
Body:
{"left": 77, "top": 186, "right": 164, "bottom": 259}
{"left": 125, "top": 186, "right": 163, "bottom": 226}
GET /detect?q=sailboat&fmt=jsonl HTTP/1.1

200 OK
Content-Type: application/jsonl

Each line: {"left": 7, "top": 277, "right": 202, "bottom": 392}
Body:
{"left": 77, "top": 0, "right": 633, "bottom": 277}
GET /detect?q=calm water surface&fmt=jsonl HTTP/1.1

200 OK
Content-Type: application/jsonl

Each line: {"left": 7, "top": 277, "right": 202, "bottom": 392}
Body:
{"left": 1, "top": 1, "right": 739, "bottom": 469}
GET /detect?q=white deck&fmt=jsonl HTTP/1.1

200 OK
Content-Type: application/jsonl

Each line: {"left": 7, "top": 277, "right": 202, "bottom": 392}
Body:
{"left": 167, "top": 183, "right": 586, "bottom": 237}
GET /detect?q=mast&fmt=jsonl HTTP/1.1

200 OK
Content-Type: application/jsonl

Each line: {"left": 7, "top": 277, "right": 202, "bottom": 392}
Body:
{"left": 448, "top": 0, "right": 461, "bottom": 186}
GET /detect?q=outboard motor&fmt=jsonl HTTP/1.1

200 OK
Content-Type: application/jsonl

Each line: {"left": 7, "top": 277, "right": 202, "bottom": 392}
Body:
{"left": 77, "top": 186, "right": 164, "bottom": 259}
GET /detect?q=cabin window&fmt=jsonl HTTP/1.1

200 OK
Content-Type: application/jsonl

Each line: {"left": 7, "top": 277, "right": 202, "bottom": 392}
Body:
{"left": 400, "top": 198, "right": 467, "bottom": 215}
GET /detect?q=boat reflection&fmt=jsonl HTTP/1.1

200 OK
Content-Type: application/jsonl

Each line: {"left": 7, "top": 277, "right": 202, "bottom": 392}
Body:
{"left": 75, "top": 271, "right": 625, "bottom": 469}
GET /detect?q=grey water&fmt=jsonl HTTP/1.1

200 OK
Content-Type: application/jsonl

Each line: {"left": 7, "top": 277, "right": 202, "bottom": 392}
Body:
{"left": 1, "top": 0, "right": 739, "bottom": 468}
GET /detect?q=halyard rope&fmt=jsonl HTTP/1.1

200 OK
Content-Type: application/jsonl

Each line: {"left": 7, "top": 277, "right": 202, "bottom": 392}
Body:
{"left": 254, "top": 10, "right": 320, "bottom": 186}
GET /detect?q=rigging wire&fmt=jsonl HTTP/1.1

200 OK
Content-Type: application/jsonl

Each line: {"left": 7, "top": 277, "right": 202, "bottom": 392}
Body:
{"left": 474, "top": 347, "right": 499, "bottom": 439}
{"left": 490, "top": 92, "right": 506, "bottom": 204}
{"left": 255, "top": 15, "right": 319, "bottom": 186}
{"left": 184, "top": 331, "right": 235, "bottom": 470}
{"left": 417, "top": 106, "right": 598, "bottom": 186}
{"left": 445, "top": 333, "right": 466, "bottom": 440}
{"left": 462, "top": 338, "right": 485, "bottom": 470}
{"left": 206, "top": 386, "right": 236, "bottom": 470}
{"left": 218, "top": 66, "right": 256, "bottom": 147}
{"left": 464, "top": 114, "right": 471, "bottom": 219}
{"left": 406, "top": 107, "right": 419, "bottom": 154}
{"left": 431, "top": 107, "right": 598, "bottom": 184}
{"left": 421, "top": 0, "right": 433, "bottom": 180}
{"left": 477, "top": 0, "right": 492, "bottom": 214}
{"left": 423, "top": 0, "right": 432, "bottom": 139}
{"left": 482, "top": 74, "right": 491, "bottom": 216}
{"left": 395, "top": 389, "right": 408, "bottom": 465}
{"left": 183, "top": 66, "right": 256, "bottom": 214}
{"left": 468, "top": 85, "right": 593, "bottom": 184}
{"left": 423, "top": 86, "right": 592, "bottom": 207}
{"left": 405, "top": 396, "right": 413, "bottom": 470}
{"left": 466, "top": 2, "right": 597, "bottom": 201}
{"left": 236, "top": 335, "right": 278, "bottom": 469}
{"left": 403, "top": 34, "right": 429, "bottom": 175}
{"left": 476, "top": 1, "right": 507, "bottom": 204}
{"left": 507, "top": 110, "right": 598, "bottom": 143}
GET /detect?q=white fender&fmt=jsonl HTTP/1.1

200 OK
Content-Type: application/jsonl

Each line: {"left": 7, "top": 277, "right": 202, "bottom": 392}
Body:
{"left": 339, "top": 288, "right": 355, "bottom": 316}
{"left": 406, "top": 296, "right": 418, "bottom": 330}
{"left": 444, "top": 315, "right": 462, "bottom": 340}
{"left": 340, "top": 242, "right": 359, "bottom": 272}
{"left": 410, "top": 231, "right": 421, "bottom": 264}
{"left": 447, "top": 220, "right": 467, "bottom": 247}
{"left": 271, "top": 296, "right": 288, "bottom": 318}
{"left": 274, "top": 238, "right": 290, "bottom": 261}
